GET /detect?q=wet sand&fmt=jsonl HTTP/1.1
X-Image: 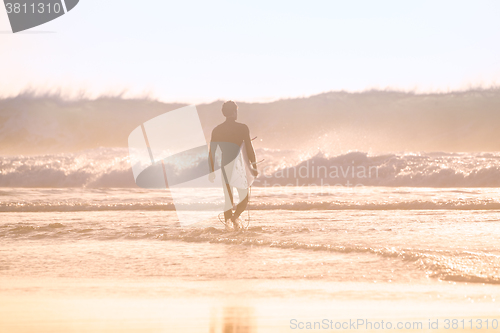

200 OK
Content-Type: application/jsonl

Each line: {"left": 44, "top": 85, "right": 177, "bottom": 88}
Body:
{"left": 1, "top": 277, "right": 499, "bottom": 332}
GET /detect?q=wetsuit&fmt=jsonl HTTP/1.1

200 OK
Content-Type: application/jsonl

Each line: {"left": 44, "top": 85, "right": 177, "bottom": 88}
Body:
{"left": 209, "top": 119, "right": 256, "bottom": 221}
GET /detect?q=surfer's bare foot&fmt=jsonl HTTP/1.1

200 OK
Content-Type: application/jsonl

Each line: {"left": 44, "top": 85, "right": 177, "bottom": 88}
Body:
{"left": 232, "top": 217, "right": 241, "bottom": 230}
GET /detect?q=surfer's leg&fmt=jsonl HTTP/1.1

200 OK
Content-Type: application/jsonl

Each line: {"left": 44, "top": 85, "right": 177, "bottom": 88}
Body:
{"left": 222, "top": 181, "right": 234, "bottom": 221}
{"left": 233, "top": 188, "right": 249, "bottom": 219}
{"left": 221, "top": 168, "right": 234, "bottom": 221}
{"left": 224, "top": 209, "right": 232, "bottom": 221}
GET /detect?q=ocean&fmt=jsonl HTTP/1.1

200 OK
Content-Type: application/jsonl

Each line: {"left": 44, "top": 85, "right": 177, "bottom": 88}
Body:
{"left": 1, "top": 92, "right": 500, "bottom": 332}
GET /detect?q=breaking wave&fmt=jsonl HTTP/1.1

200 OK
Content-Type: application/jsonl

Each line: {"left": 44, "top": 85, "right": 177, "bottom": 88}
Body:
{"left": 258, "top": 150, "right": 500, "bottom": 187}
{"left": 1, "top": 148, "right": 500, "bottom": 188}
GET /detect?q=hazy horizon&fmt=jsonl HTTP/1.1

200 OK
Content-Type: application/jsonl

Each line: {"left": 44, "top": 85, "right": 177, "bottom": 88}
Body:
{"left": 2, "top": 0, "right": 500, "bottom": 102}
{"left": 3, "top": 84, "right": 500, "bottom": 104}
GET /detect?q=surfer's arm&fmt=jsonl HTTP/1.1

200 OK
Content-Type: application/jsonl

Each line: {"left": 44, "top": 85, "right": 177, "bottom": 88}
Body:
{"left": 208, "top": 129, "right": 218, "bottom": 173}
{"left": 208, "top": 140, "right": 217, "bottom": 183}
{"left": 244, "top": 126, "right": 257, "bottom": 171}
{"left": 208, "top": 141, "right": 217, "bottom": 173}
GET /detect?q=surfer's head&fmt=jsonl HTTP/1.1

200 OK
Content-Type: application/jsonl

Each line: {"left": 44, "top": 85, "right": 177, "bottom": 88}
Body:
{"left": 222, "top": 100, "right": 238, "bottom": 120}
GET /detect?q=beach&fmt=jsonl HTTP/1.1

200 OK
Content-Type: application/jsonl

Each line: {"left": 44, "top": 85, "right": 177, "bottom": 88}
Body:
{"left": 2, "top": 0, "right": 500, "bottom": 330}
{"left": 1, "top": 186, "right": 499, "bottom": 332}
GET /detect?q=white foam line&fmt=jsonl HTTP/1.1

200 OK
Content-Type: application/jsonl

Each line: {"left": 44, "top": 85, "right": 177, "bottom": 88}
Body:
{"left": 60, "top": 0, "right": 68, "bottom": 13}
{"left": 463, "top": 250, "right": 500, "bottom": 258}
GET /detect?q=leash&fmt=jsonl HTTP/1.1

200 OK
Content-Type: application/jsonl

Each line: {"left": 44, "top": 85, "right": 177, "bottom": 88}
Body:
{"left": 217, "top": 186, "right": 252, "bottom": 230}
{"left": 217, "top": 185, "right": 251, "bottom": 231}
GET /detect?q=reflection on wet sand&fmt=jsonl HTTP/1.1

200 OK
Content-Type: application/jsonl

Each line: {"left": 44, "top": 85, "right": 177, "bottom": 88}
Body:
{"left": 210, "top": 307, "right": 255, "bottom": 333}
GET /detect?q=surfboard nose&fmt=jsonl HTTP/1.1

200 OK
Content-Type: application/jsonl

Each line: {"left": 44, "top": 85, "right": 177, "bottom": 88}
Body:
{"left": 4, "top": 0, "right": 80, "bottom": 33}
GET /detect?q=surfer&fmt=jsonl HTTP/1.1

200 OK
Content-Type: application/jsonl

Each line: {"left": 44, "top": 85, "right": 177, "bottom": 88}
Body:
{"left": 208, "top": 101, "right": 258, "bottom": 229}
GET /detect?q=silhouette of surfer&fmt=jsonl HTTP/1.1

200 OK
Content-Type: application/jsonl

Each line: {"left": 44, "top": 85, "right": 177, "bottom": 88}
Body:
{"left": 208, "top": 101, "right": 258, "bottom": 229}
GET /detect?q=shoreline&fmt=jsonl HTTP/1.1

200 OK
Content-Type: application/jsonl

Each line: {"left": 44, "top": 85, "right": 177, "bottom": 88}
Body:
{"left": 1, "top": 277, "right": 498, "bottom": 332}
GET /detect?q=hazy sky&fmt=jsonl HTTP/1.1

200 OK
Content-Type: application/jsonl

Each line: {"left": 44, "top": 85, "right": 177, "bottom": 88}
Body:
{"left": 1, "top": 0, "right": 500, "bottom": 103}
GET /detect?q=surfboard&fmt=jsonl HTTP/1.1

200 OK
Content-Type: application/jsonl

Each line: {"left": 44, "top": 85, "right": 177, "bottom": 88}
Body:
{"left": 228, "top": 143, "right": 256, "bottom": 189}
